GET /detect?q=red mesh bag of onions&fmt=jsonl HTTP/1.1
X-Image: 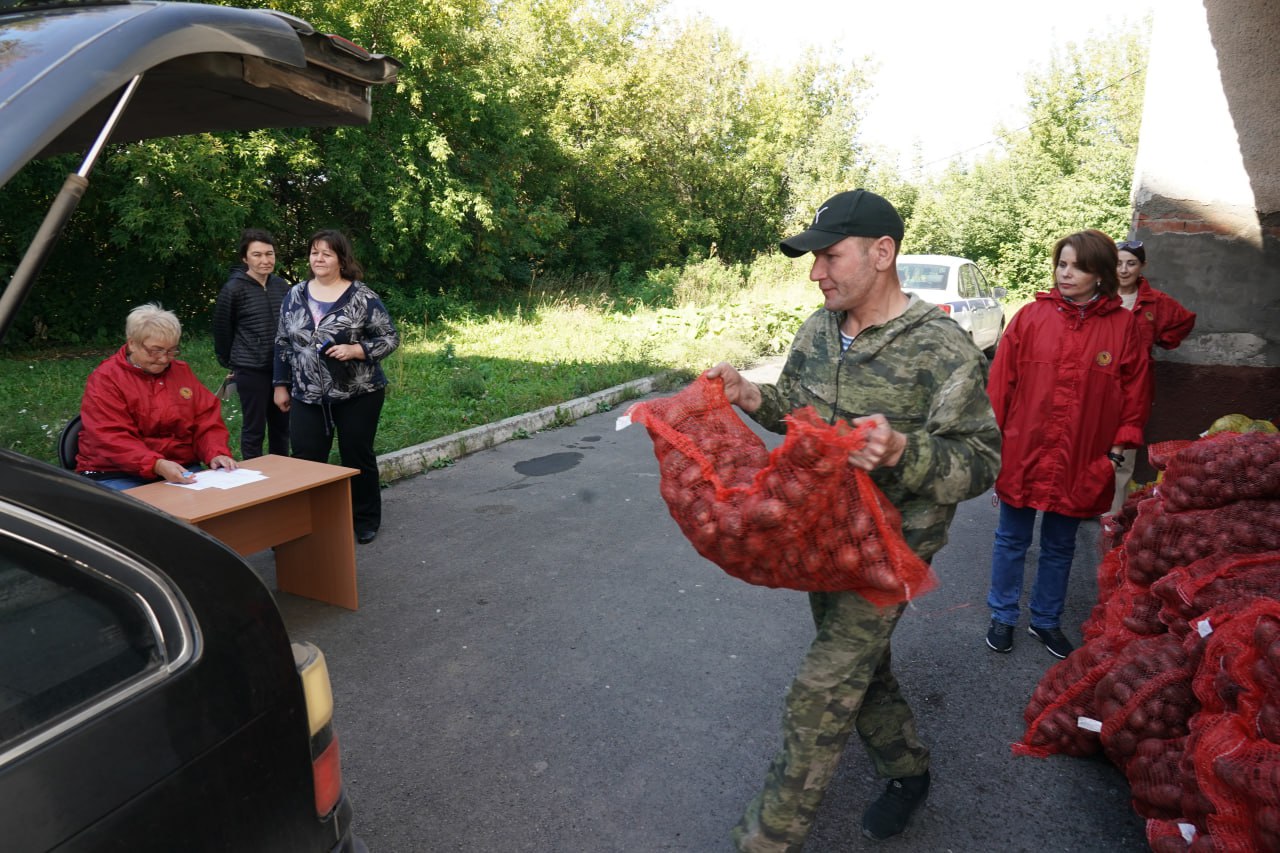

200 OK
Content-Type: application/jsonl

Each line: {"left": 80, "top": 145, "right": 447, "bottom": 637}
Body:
{"left": 623, "top": 375, "right": 935, "bottom": 604}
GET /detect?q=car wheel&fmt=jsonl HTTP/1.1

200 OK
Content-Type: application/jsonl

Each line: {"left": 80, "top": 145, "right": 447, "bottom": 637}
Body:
{"left": 983, "top": 322, "right": 1004, "bottom": 361}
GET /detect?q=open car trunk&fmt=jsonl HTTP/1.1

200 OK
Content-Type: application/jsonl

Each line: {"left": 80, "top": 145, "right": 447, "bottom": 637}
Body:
{"left": 0, "top": 0, "right": 401, "bottom": 340}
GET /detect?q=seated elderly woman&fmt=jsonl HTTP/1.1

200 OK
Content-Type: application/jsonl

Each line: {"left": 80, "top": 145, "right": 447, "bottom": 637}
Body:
{"left": 76, "top": 303, "right": 237, "bottom": 490}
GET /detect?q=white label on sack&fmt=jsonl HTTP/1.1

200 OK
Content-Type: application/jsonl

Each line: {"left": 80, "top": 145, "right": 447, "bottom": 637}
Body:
{"left": 1179, "top": 823, "right": 1197, "bottom": 842}
{"left": 1197, "top": 618, "right": 1213, "bottom": 638}
{"left": 1077, "top": 716, "right": 1102, "bottom": 733}
{"left": 615, "top": 415, "right": 633, "bottom": 431}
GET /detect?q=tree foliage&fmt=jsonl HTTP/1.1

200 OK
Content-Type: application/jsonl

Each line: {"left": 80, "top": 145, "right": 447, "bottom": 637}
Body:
{"left": 0, "top": 2, "right": 1147, "bottom": 345}
{"left": 903, "top": 21, "right": 1149, "bottom": 300}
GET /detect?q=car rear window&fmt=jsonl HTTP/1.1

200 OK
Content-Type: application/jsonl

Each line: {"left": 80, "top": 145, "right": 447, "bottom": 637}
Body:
{"left": 898, "top": 264, "right": 948, "bottom": 290}
{"left": 0, "top": 538, "right": 161, "bottom": 750}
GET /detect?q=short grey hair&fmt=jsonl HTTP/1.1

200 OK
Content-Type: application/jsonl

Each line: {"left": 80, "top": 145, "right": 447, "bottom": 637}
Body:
{"left": 125, "top": 303, "right": 181, "bottom": 344}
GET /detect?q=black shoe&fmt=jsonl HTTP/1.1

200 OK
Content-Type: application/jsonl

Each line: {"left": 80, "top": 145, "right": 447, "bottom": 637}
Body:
{"left": 986, "top": 619, "right": 1014, "bottom": 653}
{"left": 356, "top": 529, "right": 378, "bottom": 545}
{"left": 1028, "top": 625, "right": 1074, "bottom": 659}
{"left": 862, "top": 771, "right": 930, "bottom": 841}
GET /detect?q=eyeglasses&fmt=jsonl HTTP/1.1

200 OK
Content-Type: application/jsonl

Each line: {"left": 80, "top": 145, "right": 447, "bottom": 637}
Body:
{"left": 1117, "top": 240, "right": 1144, "bottom": 251}
{"left": 142, "top": 345, "right": 181, "bottom": 359}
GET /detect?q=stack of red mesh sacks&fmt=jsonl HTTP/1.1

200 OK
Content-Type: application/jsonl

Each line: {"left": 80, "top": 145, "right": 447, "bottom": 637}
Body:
{"left": 623, "top": 374, "right": 935, "bottom": 606}
{"left": 1011, "top": 431, "right": 1280, "bottom": 851}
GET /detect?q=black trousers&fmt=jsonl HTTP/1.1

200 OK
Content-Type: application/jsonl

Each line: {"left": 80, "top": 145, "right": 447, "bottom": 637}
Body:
{"left": 289, "top": 388, "right": 385, "bottom": 534}
{"left": 234, "top": 366, "right": 290, "bottom": 458}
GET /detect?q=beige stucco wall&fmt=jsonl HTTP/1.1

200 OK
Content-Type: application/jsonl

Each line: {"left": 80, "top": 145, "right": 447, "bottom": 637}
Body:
{"left": 1129, "top": 0, "right": 1280, "bottom": 367}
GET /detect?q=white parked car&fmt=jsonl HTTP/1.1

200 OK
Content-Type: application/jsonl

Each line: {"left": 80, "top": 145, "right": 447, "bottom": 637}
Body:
{"left": 897, "top": 254, "right": 1006, "bottom": 357}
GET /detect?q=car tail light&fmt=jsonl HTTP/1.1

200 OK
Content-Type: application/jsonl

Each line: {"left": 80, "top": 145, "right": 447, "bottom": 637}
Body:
{"left": 293, "top": 642, "right": 344, "bottom": 817}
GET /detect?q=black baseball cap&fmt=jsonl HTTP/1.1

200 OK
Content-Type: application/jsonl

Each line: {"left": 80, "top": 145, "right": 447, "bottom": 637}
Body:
{"left": 779, "top": 189, "right": 904, "bottom": 257}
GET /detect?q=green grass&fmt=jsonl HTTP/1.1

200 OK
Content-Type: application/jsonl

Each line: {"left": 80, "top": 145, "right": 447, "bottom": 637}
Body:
{"left": 1, "top": 256, "right": 821, "bottom": 466}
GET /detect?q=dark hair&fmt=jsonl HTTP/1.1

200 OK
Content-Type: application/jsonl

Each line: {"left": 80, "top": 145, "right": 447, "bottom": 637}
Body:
{"left": 1116, "top": 239, "right": 1146, "bottom": 264}
{"left": 238, "top": 228, "right": 276, "bottom": 259}
{"left": 1052, "top": 229, "right": 1120, "bottom": 298}
{"left": 309, "top": 229, "right": 364, "bottom": 281}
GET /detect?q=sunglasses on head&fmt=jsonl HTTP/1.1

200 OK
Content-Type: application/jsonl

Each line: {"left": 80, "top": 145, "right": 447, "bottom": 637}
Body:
{"left": 1117, "top": 240, "right": 1144, "bottom": 251}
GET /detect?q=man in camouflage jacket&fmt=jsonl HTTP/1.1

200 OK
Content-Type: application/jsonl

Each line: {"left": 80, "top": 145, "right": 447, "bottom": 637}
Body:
{"left": 709, "top": 190, "right": 1000, "bottom": 851}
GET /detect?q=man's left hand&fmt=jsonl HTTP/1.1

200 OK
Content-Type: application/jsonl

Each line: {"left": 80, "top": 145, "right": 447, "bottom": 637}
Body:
{"left": 848, "top": 414, "right": 907, "bottom": 471}
{"left": 209, "top": 455, "right": 237, "bottom": 471}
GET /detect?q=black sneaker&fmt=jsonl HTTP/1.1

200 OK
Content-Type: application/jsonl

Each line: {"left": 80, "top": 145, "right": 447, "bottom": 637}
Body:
{"left": 862, "top": 771, "right": 931, "bottom": 841}
{"left": 1028, "top": 625, "right": 1074, "bottom": 659}
{"left": 985, "top": 619, "right": 1014, "bottom": 653}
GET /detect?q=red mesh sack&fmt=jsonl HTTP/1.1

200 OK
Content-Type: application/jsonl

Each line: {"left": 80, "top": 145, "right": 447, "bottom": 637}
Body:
{"left": 1174, "top": 602, "right": 1280, "bottom": 851}
{"left": 1128, "top": 736, "right": 1191, "bottom": 819}
{"left": 1146, "top": 817, "right": 1217, "bottom": 853}
{"left": 1123, "top": 498, "right": 1280, "bottom": 586}
{"left": 1184, "top": 712, "right": 1280, "bottom": 853}
{"left": 1148, "top": 439, "right": 1195, "bottom": 472}
{"left": 1158, "top": 432, "right": 1280, "bottom": 511}
{"left": 1102, "top": 485, "right": 1157, "bottom": 552}
{"left": 1095, "top": 633, "right": 1198, "bottom": 770}
{"left": 1014, "top": 635, "right": 1121, "bottom": 758}
{"left": 1152, "top": 551, "right": 1280, "bottom": 638}
{"left": 1083, "top": 548, "right": 1131, "bottom": 641}
{"left": 1083, "top": 572, "right": 1166, "bottom": 645}
{"left": 1192, "top": 601, "right": 1280, "bottom": 718}
{"left": 626, "top": 375, "right": 936, "bottom": 603}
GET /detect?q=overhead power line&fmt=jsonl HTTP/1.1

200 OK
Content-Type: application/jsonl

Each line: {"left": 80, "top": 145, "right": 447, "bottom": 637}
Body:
{"left": 915, "top": 66, "right": 1146, "bottom": 171}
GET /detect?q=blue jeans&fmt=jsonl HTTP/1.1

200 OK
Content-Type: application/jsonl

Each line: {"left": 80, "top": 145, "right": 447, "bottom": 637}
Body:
{"left": 90, "top": 473, "right": 152, "bottom": 490}
{"left": 987, "top": 501, "right": 1082, "bottom": 630}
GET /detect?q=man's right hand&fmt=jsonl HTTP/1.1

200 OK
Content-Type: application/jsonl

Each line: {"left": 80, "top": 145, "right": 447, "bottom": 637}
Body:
{"left": 273, "top": 385, "right": 291, "bottom": 413}
{"left": 705, "top": 362, "right": 762, "bottom": 413}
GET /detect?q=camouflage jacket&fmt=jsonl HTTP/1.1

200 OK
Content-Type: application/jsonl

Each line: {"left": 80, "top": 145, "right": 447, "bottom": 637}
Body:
{"left": 752, "top": 295, "right": 1001, "bottom": 561}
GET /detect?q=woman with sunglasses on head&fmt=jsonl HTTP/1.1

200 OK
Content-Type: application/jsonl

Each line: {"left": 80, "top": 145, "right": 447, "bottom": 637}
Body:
{"left": 984, "top": 230, "right": 1150, "bottom": 661}
{"left": 1110, "top": 239, "right": 1197, "bottom": 513}
{"left": 77, "top": 303, "right": 237, "bottom": 490}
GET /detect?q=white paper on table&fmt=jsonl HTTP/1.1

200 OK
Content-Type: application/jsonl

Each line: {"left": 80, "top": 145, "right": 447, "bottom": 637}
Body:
{"left": 166, "top": 468, "right": 269, "bottom": 490}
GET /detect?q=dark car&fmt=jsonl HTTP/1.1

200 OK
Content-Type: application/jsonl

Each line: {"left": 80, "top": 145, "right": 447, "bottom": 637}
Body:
{"left": 0, "top": 2, "right": 398, "bottom": 850}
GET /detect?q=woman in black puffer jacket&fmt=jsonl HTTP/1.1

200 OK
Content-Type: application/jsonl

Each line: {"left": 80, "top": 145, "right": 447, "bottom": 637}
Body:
{"left": 213, "top": 228, "right": 291, "bottom": 458}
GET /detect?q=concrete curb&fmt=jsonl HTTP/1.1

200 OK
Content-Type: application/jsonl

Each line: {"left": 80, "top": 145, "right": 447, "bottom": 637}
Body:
{"left": 376, "top": 371, "right": 677, "bottom": 483}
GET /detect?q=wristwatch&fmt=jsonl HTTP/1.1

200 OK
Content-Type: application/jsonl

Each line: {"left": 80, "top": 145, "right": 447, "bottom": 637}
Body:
{"left": 1107, "top": 450, "right": 1126, "bottom": 465}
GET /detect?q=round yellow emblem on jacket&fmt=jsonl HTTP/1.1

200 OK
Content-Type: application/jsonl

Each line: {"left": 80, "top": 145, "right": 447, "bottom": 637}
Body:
{"left": 179, "top": 386, "right": 193, "bottom": 399}
{"left": 1096, "top": 351, "right": 1113, "bottom": 367}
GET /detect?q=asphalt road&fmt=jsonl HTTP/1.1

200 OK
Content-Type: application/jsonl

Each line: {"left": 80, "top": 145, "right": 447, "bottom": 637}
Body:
{"left": 267, "top": 369, "right": 1146, "bottom": 853}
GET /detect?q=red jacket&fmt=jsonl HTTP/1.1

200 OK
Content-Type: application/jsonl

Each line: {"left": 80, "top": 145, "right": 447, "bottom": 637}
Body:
{"left": 1130, "top": 277, "right": 1196, "bottom": 354}
{"left": 988, "top": 290, "right": 1151, "bottom": 518}
{"left": 76, "top": 346, "right": 233, "bottom": 479}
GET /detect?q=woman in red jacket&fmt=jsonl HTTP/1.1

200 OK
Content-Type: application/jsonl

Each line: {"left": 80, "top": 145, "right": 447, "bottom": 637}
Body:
{"left": 984, "top": 230, "right": 1150, "bottom": 659}
{"left": 1109, "top": 239, "right": 1196, "bottom": 513}
{"left": 77, "top": 303, "right": 236, "bottom": 490}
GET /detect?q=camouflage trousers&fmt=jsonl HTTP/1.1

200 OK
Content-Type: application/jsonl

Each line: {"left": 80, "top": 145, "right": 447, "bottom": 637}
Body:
{"left": 731, "top": 590, "right": 930, "bottom": 853}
